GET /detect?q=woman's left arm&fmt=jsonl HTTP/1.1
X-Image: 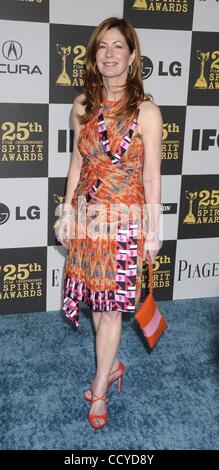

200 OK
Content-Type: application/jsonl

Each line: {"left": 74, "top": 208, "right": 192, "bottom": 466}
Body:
{"left": 139, "top": 100, "right": 163, "bottom": 263}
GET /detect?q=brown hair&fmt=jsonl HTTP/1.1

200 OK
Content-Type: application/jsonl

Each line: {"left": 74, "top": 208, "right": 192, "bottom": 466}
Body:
{"left": 78, "top": 17, "right": 153, "bottom": 124}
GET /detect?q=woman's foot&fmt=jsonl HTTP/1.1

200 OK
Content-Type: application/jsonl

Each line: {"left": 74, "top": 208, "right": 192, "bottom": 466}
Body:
{"left": 88, "top": 385, "right": 108, "bottom": 429}
{"left": 84, "top": 359, "right": 124, "bottom": 401}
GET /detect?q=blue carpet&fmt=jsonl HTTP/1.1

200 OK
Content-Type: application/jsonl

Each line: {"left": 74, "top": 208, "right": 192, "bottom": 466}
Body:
{"left": 0, "top": 297, "right": 219, "bottom": 450}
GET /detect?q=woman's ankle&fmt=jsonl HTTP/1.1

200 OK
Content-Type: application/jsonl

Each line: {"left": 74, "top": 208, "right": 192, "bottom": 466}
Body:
{"left": 92, "top": 376, "right": 108, "bottom": 394}
{"left": 110, "top": 358, "right": 120, "bottom": 373}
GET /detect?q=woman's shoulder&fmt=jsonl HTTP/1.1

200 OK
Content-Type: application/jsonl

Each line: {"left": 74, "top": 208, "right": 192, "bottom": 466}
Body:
{"left": 139, "top": 96, "right": 159, "bottom": 112}
{"left": 138, "top": 97, "right": 163, "bottom": 123}
{"left": 73, "top": 93, "right": 86, "bottom": 116}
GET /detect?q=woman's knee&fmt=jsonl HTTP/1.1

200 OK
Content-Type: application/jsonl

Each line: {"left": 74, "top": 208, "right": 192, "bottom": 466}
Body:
{"left": 102, "top": 310, "right": 121, "bottom": 322}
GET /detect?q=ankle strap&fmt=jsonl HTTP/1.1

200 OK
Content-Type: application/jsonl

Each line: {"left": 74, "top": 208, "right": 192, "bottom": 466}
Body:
{"left": 92, "top": 392, "right": 107, "bottom": 403}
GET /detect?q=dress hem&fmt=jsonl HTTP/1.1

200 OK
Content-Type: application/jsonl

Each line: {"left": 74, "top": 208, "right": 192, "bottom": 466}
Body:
{"left": 63, "top": 274, "right": 137, "bottom": 327}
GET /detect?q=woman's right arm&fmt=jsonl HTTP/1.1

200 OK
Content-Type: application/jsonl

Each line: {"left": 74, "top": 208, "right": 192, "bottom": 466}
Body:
{"left": 62, "top": 94, "right": 84, "bottom": 215}
{"left": 55, "top": 95, "right": 85, "bottom": 248}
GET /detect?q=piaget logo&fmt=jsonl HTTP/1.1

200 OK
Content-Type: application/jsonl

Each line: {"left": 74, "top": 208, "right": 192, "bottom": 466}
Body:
{"left": 177, "top": 259, "right": 219, "bottom": 282}
{"left": 56, "top": 43, "right": 86, "bottom": 87}
{"left": 0, "top": 262, "right": 43, "bottom": 301}
{"left": 132, "top": 0, "right": 189, "bottom": 13}
{"left": 162, "top": 122, "right": 180, "bottom": 161}
{"left": 1, "top": 121, "right": 44, "bottom": 162}
{"left": 194, "top": 49, "right": 219, "bottom": 90}
{"left": 141, "top": 255, "right": 171, "bottom": 289}
{"left": 183, "top": 189, "right": 219, "bottom": 225}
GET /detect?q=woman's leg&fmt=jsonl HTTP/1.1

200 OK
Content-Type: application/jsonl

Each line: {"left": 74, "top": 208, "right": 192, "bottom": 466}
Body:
{"left": 92, "top": 310, "right": 101, "bottom": 331}
{"left": 92, "top": 311, "right": 120, "bottom": 371}
{"left": 89, "top": 310, "right": 122, "bottom": 427}
{"left": 85, "top": 311, "right": 120, "bottom": 400}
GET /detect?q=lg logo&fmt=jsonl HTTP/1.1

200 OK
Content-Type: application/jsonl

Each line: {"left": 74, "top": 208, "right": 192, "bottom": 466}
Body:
{"left": 141, "top": 56, "right": 182, "bottom": 79}
{"left": 16, "top": 206, "right": 40, "bottom": 221}
{"left": 158, "top": 61, "right": 181, "bottom": 77}
{"left": 0, "top": 203, "right": 10, "bottom": 224}
{"left": 0, "top": 203, "right": 40, "bottom": 225}
{"left": 141, "top": 56, "right": 153, "bottom": 79}
{"left": 192, "top": 129, "right": 219, "bottom": 150}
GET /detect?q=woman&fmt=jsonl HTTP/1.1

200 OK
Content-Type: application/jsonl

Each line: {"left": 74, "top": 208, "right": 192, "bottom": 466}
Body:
{"left": 55, "top": 17, "right": 163, "bottom": 430}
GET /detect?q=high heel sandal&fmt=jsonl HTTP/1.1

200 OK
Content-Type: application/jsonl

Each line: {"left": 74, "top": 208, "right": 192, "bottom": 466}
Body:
{"left": 84, "top": 361, "right": 125, "bottom": 402}
{"left": 88, "top": 392, "right": 108, "bottom": 430}
{"left": 107, "top": 361, "right": 125, "bottom": 392}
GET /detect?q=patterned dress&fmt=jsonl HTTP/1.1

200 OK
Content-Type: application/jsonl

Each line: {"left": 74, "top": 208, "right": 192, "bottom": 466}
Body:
{"left": 63, "top": 98, "right": 146, "bottom": 327}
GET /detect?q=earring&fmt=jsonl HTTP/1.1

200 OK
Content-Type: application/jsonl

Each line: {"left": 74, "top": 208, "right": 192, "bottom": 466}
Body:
{"left": 128, "top": 64, "right": 133, "bottom": 75}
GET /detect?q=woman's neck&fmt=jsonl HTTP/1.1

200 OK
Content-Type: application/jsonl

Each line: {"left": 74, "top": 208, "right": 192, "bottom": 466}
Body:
{"left": 102, "top": 77, "right": 125, "bottom": 102}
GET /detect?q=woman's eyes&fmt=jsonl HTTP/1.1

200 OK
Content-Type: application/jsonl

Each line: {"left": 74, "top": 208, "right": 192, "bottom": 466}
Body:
{"left": 98, "top": 44, "right": 123, "bottom": 49}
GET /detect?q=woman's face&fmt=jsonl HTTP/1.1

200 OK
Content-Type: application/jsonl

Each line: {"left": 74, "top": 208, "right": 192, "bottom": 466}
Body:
{"left": 95, "top": 27, "right": 134, "bottom": 80}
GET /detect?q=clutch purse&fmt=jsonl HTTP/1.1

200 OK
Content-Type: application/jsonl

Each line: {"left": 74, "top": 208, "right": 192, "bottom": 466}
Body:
{"left": 135, "top": 256, "right": 167, "bottom": 348}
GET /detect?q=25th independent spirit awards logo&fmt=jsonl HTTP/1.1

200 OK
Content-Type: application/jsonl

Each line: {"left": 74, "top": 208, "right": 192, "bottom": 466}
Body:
{"left": 0, "top": 247, "right": 47, "bottom": 314}
{"left": 17, "top": 0, "right": 44, "bottom": 3}
{"left": 140, "top": 240, "right": 176, "bottom": 301}
{"left": 178, "top": 175, "right": 219, "bottom": 239}
{"left": 50, "top": 25, "right": 94, "bottom": 103}
{"left": 132, "top": 0, "right": 189, "bottom": 12}
{"left": 160, "top": 106, "right": 186, "bottom": 175}
{"left": 0, "top": 103, "right": 48, "bottom": 178}
{"left": 188, "top": 31, "right": 219, "bottom": 105}
{"left": 0, "top": 0, "right": 49, "bottom": 22}
{"left": 124, "top": 0, "right": 194, "bottom": 29}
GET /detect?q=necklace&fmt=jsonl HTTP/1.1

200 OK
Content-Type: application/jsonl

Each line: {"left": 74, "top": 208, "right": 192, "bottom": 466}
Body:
{"left": 98, "top": 104, "right": 140, "bottom": 164}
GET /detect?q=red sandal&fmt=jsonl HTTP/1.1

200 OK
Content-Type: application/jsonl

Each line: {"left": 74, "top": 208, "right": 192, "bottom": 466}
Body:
{"left": 88, "top": 392, "right": 108, "bottom": 430}
{"left": 84, "top": 361, "right": 125, "bottom": 401}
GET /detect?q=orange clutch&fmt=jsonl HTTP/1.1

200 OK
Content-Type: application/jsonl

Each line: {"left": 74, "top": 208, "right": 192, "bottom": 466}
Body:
{"left": 135, "top": 257, "right": 167, "bottom": 349}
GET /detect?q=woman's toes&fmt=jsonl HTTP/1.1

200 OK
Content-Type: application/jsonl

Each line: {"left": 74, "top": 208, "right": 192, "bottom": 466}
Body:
{"left": 84, "top": 389, "right": 92, "bottom": 400}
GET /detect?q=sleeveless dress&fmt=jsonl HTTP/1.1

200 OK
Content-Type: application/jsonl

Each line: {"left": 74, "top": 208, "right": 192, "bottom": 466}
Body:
{"left": 63, "top": 98, "right": 146, "bottom": 327}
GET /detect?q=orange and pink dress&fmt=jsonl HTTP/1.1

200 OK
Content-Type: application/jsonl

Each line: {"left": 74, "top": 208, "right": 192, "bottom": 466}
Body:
{"left": 63, "top": 98, "right": 146, "bottom": 327}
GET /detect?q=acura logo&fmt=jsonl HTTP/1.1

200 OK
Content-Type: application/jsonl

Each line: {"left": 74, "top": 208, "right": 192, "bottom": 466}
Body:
{"left": 2, "top": 40, "right": 22, "bottom": 61}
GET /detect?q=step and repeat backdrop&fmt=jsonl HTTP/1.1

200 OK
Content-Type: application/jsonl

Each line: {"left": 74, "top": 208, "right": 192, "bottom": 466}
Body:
{"left": 0, "top": 0, "right": 219, "bottom": 315}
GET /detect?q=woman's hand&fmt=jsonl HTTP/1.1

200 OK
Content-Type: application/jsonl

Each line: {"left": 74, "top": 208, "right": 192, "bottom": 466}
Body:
{"left": 54, "top": 216, "right": 73, "bottom": 250}
{"left": 143, "top": 247, "right": 159, "bottom": 265}
{"left": 143, "top": 234, "right": 160, "bottom": 264}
